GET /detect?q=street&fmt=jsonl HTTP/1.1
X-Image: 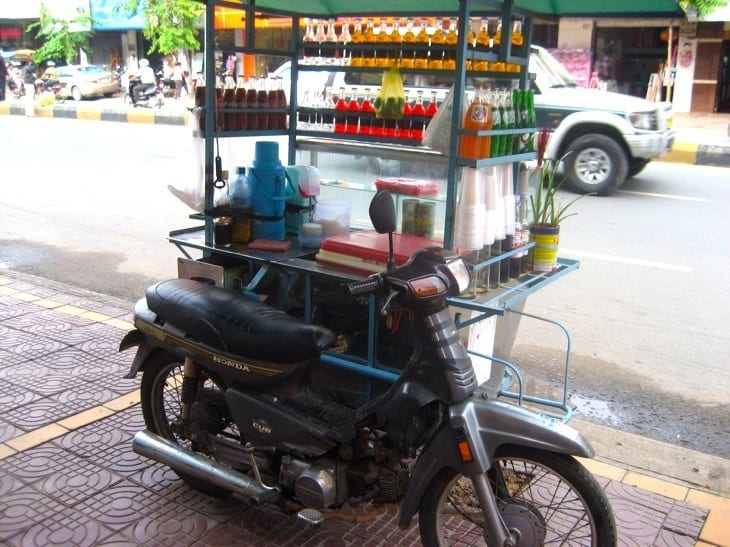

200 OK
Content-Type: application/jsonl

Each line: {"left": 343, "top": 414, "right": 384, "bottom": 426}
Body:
{"left": 0, "top": 114, "right": 728, "bottom": 458}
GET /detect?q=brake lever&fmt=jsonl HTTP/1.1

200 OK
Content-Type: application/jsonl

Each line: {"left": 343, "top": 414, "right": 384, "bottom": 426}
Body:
{"left": 380, "top": 290, "right": 399, "bottom": 317}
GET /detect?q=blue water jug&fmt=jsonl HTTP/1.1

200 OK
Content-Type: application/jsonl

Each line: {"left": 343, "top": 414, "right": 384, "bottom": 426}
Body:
{"left": 249, "top": 142, "right": 291, "bottom": 241}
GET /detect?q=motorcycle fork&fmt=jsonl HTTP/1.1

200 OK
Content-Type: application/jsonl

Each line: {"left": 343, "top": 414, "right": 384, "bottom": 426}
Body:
{"left": 469, "top": 471, "right": 516, "bottom": 546}
{"left": 180, "top": 358, "right": 201, "bottom": 421}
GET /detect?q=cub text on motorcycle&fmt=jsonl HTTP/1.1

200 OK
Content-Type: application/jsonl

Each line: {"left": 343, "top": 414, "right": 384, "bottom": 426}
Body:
{"left": 120, "top": 190, "right": 617, "bottom": 546}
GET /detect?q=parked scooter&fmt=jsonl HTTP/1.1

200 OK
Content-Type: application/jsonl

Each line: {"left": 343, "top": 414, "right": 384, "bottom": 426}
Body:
{"left": 120, "top": 191, "right": 617, "bottom": 546}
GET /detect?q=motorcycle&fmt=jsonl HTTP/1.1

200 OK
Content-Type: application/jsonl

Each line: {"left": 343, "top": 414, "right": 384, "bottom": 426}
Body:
{"left": 120, "top": 190, "right": 617, "bottom": 546}
{"left": 124, "top": 77, "right": 164, "bottom": 108}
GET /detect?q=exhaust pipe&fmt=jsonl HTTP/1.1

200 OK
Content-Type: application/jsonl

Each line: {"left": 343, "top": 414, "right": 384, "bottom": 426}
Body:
{"left": 133, "top": 429, "right": 276, "bottom": 502}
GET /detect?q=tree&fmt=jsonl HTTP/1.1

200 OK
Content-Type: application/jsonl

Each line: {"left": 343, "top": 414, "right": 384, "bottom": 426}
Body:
{"left": 28, "top": 7, "right": 94, "bottom": 64}
{"left": 123, "top": 0, "right": 203, "bottom": 55}
{"left": 680, "top": 0, "right": 727, "bottom": 16}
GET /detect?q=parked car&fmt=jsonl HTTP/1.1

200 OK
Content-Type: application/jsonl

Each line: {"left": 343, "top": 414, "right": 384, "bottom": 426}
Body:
{"left": 270, "top": 45, "right": 675, "bottom": 194}
{"left": 56, "top": 65, "right": 121, "bottom": 101}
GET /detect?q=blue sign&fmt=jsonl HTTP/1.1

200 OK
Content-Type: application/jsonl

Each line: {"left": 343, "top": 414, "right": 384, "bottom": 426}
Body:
{"left": 90, "top": 0, "right": 146, "bottom": 30}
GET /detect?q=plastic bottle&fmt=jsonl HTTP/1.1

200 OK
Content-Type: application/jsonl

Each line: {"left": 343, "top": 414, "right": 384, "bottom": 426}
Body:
{"left": 459, "top": 89, "right": 492, "bottom": 160}
{"left": 229, "top": 167, "right": 252, "bottom": 244}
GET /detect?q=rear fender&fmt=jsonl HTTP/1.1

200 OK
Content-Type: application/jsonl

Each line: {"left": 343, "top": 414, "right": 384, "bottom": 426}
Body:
{"left": 398, "top": 397, "right": 593, "bottom": 530}
{"left": 119, "top": 329, "right": 158, "bottom": 379}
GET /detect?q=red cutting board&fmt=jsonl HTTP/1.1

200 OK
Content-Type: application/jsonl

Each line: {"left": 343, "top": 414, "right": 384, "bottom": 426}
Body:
{"left": 319, "top": 230, "right": 442, "bottom": 265}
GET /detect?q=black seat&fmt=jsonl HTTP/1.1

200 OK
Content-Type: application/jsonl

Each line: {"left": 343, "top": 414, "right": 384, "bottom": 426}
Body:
{"left": 146, "top": 279, "right": 336, "bottom": 363}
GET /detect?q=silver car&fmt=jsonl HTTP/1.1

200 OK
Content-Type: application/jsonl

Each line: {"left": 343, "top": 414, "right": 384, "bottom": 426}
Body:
{"left": 56, "top": 64, "right": 120, "bottom": 101}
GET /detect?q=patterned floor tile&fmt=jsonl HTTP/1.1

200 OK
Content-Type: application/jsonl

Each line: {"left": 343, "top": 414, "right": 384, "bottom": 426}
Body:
{"left": 66, "top": 297, "right": 133, "bottom": 318}
{"left": 9, "top": 308, "right": 95, "bottom": 336}
{"left": 0, "top": 328, "right": 68, "bottom": 356}
{"left": 0, "top": 485, "right": 66, "bottom": 541}
{"left": 56, "top": 419, "right": 135, "bottom": 459}
{"left": 0, "top": 377, "right": 44, "bottom": 414}
{"left": 5, "top": 504, "right": 118, "bottom": 547}
{"left": 0, "top": 418, "right": 25, "bottom": 444}
{"left": 3, "top": 395, "right": 81, "bottom": 430}
{"left": 29, "top": 345, "right": 106, "bottom": 373}
{"left": 44, "top": 321, "right": 123, "bottom": 346}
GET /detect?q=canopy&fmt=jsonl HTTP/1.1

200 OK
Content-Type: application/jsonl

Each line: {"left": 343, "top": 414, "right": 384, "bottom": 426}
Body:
{"left": 251, "top": 0, "right": 685, "bottom": 18}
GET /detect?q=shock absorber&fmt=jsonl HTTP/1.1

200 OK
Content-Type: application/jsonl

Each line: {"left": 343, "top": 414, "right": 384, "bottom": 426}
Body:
{"left": 180, "top": 357, "right": 201, "bottom": 421}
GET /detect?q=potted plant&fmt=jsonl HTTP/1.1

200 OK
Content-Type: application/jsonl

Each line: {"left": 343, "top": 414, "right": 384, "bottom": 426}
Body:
{"left": 528, "top": 155, "right": 588, "bottom": 271}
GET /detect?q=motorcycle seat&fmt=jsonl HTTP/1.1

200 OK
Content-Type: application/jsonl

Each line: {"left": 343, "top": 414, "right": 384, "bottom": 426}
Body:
{"left": 146, "top": 278, "right": 336, "bottom": 363}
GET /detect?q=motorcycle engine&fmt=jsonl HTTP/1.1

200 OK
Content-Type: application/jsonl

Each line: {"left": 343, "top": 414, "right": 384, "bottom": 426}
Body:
{"left": 346, "top": 458, "right": 407, "bottom": 504}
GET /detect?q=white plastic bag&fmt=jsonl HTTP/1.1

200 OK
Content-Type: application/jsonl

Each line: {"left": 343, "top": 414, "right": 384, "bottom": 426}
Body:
{"left": 167, "top": 110, "right": 205, "bottom": 212}
{"left": 422, "top": 85, "right": 458, "bottom": 155}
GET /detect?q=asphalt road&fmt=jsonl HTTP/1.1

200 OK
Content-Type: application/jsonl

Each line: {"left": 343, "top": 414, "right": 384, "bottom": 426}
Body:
{"left": 0, "top": 114, "right": 728, "bottom": 458}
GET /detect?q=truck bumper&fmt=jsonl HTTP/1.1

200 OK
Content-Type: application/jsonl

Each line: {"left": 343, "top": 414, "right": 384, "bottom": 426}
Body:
{"left": 626, "top": 129, "right": 675, "bottom": 159}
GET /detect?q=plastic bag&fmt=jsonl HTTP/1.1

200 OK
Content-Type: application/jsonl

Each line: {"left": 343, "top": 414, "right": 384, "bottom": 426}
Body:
{"left": 167, "top": 110, "right": 205, "bottom": 212}
{"left": 373, "top": 66, "right": 406, "bottom": 119}
{"left": 422, "top": 85, "right": 457, "bottom": 155}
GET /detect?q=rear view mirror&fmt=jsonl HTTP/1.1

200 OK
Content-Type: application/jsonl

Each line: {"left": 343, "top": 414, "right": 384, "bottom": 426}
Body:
{"left": 369, "top": 190, "right": 396, "bottom": 234}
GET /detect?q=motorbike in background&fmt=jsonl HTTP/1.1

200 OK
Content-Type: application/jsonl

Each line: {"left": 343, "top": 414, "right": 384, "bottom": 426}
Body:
{"left": 125, "top": 77, "right": 164, "bottom": 109}
{"left": 120, "top": 190, "right": 617, "bottom": 546}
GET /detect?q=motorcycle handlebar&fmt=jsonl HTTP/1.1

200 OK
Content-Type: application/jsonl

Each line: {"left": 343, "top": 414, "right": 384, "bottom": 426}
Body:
{"left": 343, "top": 276, "right": 382, "bottom": 297}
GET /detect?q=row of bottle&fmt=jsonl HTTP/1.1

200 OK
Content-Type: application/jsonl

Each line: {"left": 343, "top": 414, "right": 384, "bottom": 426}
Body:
{"left": 302, "top": 17, "right": 524, "bottom": 68}
{"left": 195, "top": 77, "right": 288, "bottom": 133}
{"left": 460, "top": 88, "right": 536, "bottom": 160}
{"left": 297, "top": 87, "right": 440, "bottom": 140}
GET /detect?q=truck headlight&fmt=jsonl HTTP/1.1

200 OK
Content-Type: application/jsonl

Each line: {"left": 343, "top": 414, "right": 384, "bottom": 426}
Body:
{"left": 628, "top": 111, "right": 656, "bottom": 131}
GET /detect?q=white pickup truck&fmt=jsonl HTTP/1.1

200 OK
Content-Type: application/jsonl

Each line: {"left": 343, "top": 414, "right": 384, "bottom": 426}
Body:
{"left": 273, "top": 45, "right": 675, "bottom": 194}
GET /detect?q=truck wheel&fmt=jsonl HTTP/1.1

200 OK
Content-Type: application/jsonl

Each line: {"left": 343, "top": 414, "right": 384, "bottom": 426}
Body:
{"left": 564, "top": 134, "right": 628, "bottom": 194}
{"left": 627, "top": 158, "right": 649, "bottom": 179}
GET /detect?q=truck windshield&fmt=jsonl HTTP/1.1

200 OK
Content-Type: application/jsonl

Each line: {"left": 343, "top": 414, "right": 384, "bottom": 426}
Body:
{"left": 530, "top": 47, "right": 578, "bottom": 90}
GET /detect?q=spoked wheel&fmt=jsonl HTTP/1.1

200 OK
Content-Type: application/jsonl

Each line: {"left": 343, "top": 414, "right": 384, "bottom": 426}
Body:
{"left": 140, "top": 351, "right": 239, "bottom": 497}
{"left": 419, "top": 446, "right": 617, "bottom": 546}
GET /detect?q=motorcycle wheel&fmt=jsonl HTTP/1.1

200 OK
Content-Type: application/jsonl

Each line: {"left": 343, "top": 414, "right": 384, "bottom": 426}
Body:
{"left": 418, "top": 446, "right": 617, "bottom": 546}
{"left": 140, "top": 351, "right": 235, "bottom": 498}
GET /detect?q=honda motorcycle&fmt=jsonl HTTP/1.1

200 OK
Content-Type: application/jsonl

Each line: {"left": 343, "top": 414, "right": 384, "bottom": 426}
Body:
{"left": 125, "top": 77, "right": 164, "bottom": 108}
{"left": 120, "top": 190, "right": 617, "bottom": 545}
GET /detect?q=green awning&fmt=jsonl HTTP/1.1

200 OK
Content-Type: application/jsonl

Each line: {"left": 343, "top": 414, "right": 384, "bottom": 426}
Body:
{"left": 252, "top": 0, "right": 684, "bottom": 18}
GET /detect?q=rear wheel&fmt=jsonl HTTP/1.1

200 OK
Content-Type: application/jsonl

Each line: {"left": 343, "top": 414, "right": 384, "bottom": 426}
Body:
{"left": 140, "top": 351, "right": 237, "bottom": 497}
{"left": 418, "top": 446, "right": 617, "bottom": 546}
{"left": 564, "top": 134, "right": 628, "bottom": 195}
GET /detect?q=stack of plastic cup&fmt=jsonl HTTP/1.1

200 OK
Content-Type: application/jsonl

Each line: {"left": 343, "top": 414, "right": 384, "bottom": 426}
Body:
{"left": 482, "top": 167, "right": 498, "bottom": 246}
{"left": 499, "top": 164, "right": 516, "bottom": 238}
{"left": 453, "top": 167, "right": 486, "bottom": 251}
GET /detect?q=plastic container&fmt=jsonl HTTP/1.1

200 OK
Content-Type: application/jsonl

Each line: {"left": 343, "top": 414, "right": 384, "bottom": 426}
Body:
{"left": 314, "top": 199, "right": 351, "bottom": 237}
{"left": 229, "top": 167, "right": 252, "bottom": 244}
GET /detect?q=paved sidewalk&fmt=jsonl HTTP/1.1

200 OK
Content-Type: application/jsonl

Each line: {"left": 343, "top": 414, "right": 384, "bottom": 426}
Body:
{"left": 0, "top": 269, "right": 728, "bottom": 546}
{"left": 1, "top": 95, "right": 729, "bottom": 167}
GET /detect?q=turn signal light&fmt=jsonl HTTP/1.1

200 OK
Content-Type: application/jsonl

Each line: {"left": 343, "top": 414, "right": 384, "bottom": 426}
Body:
{"left": 409, "top": 276, "right": 446, "bottom": 297}
{"left": 457, "top": 440, "right": 474, "bottom": 462}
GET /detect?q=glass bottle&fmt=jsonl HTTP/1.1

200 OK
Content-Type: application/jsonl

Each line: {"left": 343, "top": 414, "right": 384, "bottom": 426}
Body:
{"left": 302, "top": 19, "right": 317, "bottom": 64}
{"left": 350, "top": 19, "right": 364, "bottom": 67}
{"left": 490, "top": 90, "right": 503, "bottom": 158}
{"left": 245, "top": 77, "right": 258, "bottom": 130}
{"left": 414, "top": 19, "right": 430, "bottom": 69}
{"left": 223, "top": 77, "right": 237, "bottom": 131}
{"left": 334, "top": 86, "right": 348, "bottom": 133}
{"left": 357, "top": 88, "right": 374, "bottom": 135}
{"left": 443, "top": 18, "right": 458, "bottom": 70}
{"left": 338, "top": 18, "right": 352, "bottom": 65}
{"left": 511, "top": 20, "right": 524, "bottom": 48}
{"left": 400, "top": 18, "right": 416, "bottom": 69}
{"left": 235, "top": 76, "right": 247, "bottom": 130}
{"left": 504, "top": 89, "right": 516, "bottom": 154}
{"left": 314, "top": 20, "right": 326, "bottom": 64}
{"left": 256, "top": 77, "right": 269, "bottom": 129}
{"left": 362, "top": 19, "right": 377, "bottom": 67}
{"left": 429, "top": 20, "right": 446, "bottom": 70}
{"left": 321, "top": 87, "right": 335, "bottom": 132}
{"left": 376, "top": 20, "right": 390, "bottom": 67}
{"left": 475, "top": 19, "right": 490, "bottom": 71}
{"left": 346, "top": 88, "right": 360, "bottom": 134}
{"left": 324, "top": 18, "right": 338, "bottom": 62}
{"left": 425, "top": 90, "right": 439, "bottom": 117}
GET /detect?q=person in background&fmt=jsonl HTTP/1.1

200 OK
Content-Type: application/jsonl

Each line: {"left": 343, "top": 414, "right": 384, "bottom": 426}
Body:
{"left": 132, "top": 58, "right": 156, "bottom": 103}
{"left": 22, "top": 60, "right": 37, "bottom": 116}
{"left": 0, "top": 50, "right": 8, "bottom": 101}
{"left": 39, "top": 60, "right": 59, "bottom": 90}
{"left": 172, "top": 61, "right": 184, "bottom": 99}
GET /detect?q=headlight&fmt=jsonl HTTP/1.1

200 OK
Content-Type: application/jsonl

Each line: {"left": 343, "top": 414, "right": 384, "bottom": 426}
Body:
{"left": 628, "top": 111, "right": 656, "bottom": 131}
{"left": 446, "top": 257, "right": 471, "bottom": 294}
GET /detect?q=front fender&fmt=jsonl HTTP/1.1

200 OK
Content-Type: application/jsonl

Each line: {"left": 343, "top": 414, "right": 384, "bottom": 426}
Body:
{"left": 398, "top": 397, "right": 593, "bottom": 530}
{"left": 544, "top": 110, "right": 631, "bottom": 161}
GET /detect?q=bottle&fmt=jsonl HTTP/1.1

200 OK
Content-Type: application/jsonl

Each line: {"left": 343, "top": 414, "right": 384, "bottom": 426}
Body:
{"left": 235, "top": 77, "right": 248, "bottom": 130}
{"left": 478, "top": 88, "right": 494, "bottom": 158}
{"left": 245, "top": 78, "right": 258, "bottom": 130}
{"left": 376, "top": 19, "right": 391, "bottom": 67}
{"left": 525, "top": 89, "right": 536, "bottom": 152}
{"left": 256, "top": 77, "right": 269, "bottom": 129}
{"left": 324, "top": 18, "right": 338, "bottom": 61}
{"left": 518, "top": 191, "right": 531, "bottom": 273}
{"left": 302, "top": 19, "right": 317, "bottom": 64}
{"left": 362, "top": 19, "right": 377, "bottom": 67}
{"left": 425, "top": 90, "right": 439, "bottom": 117}
{"left": 490, "top": 90, "right": 503, "bottom": 158}
{"left": 314, "top": 20, "right": 326, "bottom": 63}
{"left": 350, "top": 19, "right": 364, "bottom": 67}
{"left": 474, "top": 19, "right": 490, "bottom": 71}
{"left": 504, "top": 90, "right": 516, "bottom": 155}
{"left": 274, "top": 77, "right": 288, "bottom": 129}
{"left": 443, "top": 18, "right": 458, "bottom": 71}
{"left": 459, "top": 90, "right": 492, "bottom": 160}
{"left": 429, "top": 20, "right": 445, "bottom": 70}
{"left": 512, "top": 19, "right": 524, "bottom": 49}
{"left": 400, "top": 18, "right": 416, "bottom": 69}
{"left": 229, "top": 167, "right": 252, "bottom": 244}
{"left": 334, "top": 86, "right": 348, "bottom": 133}
{"left": 518, "top": 90, "right": 531, "bottom": 153}
{"left": 338, "top": 19, "right": 352, "bottom": 65}
{"left": 359, "top": 88, "right": 375, "bottom": 135}
{"left": 414, "top": 19, "right": 430, "bottom": 69}
{"left": 223, "top": 80, "right": 236, "bottom": 131}
{"left": 346, "top": 88, "right": 360, "bottom": 134}
{"left": 509, "top": 194, "right": 523, "bottom": 278}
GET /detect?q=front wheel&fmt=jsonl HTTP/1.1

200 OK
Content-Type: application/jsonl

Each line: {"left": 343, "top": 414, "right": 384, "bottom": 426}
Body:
{"left": 418, "top": 446, "right": 617, "bottom": 546}
{"left": 564, "top": 134, "right": 628, "bottom": 195}
{"left": 71, "top": 86, "right": 83, "bottom": 101}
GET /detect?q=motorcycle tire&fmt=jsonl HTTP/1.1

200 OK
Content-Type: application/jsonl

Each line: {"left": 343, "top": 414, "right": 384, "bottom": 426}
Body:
{"left": 140, "top": 351, "right": 234, "bottom": 498}
{"left": 418, "top": 446, "right": 617, "bottom": 546}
